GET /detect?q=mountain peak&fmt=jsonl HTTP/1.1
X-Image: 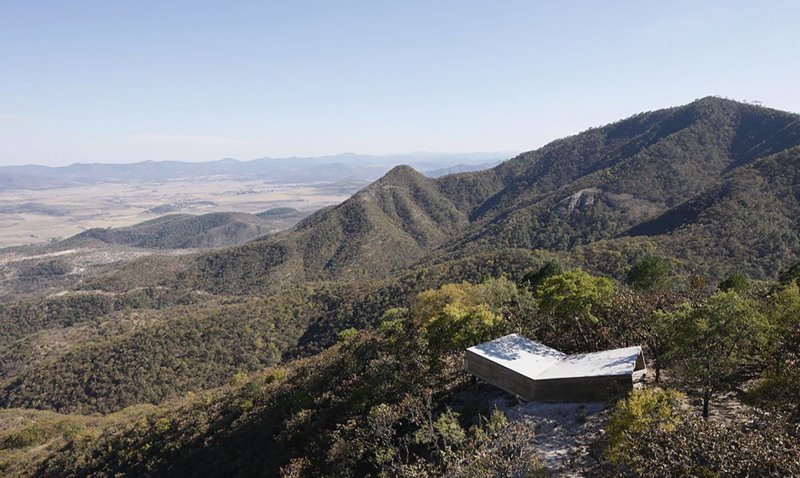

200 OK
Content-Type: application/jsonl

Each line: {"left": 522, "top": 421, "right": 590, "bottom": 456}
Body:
{"left": 686, "top": 95, "right": 795, "bottom": 117}
{"left": 375, "top": 164, "right": 426, "bottom": 185}
{"left": 690, "top": 95, "right": 739, "bottom": 105}
{"left": 385, "top": 164, "right": 420, "bottom": 175}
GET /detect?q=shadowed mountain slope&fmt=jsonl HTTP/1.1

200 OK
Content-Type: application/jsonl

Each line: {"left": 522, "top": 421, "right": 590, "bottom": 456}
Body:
{"left": 61, "top": 212, "right": 285, "bottom": 249}
{"left": 627, "top": 146, "right": 800, "bottom": 277}
{"left": 442, "top": 97, "right": 800, "bottom": 255}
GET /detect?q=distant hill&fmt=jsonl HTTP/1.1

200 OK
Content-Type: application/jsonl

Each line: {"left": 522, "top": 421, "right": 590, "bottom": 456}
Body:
{"left": 0, "top": 202, "right": 69, "bottom": 216}
{"left": 62, "top": 210, "right": 307, "bottom": 249}
{"left": 422, "top": 160, "right": 501, "bottom": 178}
{"left": 0, "top": 152, "right": 513, "bottom": 191}
{"left": 256, "top": 207, "right": 300, "bottom": 218}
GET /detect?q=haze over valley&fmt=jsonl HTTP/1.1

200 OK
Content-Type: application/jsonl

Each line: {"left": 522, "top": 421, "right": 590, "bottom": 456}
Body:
{"left": 0, "top": 152, "right": 506, "bottom": 248}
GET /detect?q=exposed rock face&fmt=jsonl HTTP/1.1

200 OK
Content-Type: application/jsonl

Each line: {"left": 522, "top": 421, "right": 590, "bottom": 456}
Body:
{"left": 553, "top": 188, "right": 602, "bottom": 216}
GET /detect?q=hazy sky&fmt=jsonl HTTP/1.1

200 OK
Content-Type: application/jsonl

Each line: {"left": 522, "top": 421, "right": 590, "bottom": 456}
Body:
{"left": 1, "top": 1, "right": 798, "bottom": 166}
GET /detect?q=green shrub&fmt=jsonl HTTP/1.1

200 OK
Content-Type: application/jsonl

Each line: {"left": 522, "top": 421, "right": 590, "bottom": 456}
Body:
{"left": 718, "top": 273, "right": 749, "bottom": 292}
{"left": 605, "top": 388, "right": 684, "bottom": 464}
{"left": 608, "top": 410, "right": 800, "bottom": 477}
{"left": 627, "top": 256, "right": 671, "bottom": 290}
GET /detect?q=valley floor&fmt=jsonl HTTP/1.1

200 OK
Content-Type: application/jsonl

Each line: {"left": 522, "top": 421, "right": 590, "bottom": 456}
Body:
{"left": 0, "top": 178, "right": 352, "bottom": 248}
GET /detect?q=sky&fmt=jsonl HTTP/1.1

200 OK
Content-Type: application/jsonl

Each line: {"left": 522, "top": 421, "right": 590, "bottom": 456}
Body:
{"left": 1, "top": 0, "right": 799, "bottom": 166}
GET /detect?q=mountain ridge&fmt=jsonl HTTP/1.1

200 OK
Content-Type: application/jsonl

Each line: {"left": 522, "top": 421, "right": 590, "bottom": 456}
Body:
{"left": 70, "top": 97, "right": 800, "bottom": 297}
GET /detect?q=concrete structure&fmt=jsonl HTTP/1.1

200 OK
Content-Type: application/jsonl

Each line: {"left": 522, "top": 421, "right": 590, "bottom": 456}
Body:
{"left": 465, "top": 334, "right": 646, "bottom": 402}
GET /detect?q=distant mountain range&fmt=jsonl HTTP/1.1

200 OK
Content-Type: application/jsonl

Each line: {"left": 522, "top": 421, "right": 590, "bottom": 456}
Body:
{"left": 0, "top": 152, "right": 511, "bottom": 191}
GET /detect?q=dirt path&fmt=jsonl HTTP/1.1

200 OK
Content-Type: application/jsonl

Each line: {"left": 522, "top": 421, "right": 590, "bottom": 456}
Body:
{"left": 493, "top": 398, "right": 609, "bottom": 476}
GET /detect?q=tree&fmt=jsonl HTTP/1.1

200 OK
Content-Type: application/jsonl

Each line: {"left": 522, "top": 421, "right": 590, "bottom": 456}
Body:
{"left": 718, "top": 273, "right": 749, "bottom": 292}
{"left": 641, "top": 310, "right": 673, "bottom": 384}
{"left": 609, "top": 288, "right": 679, "bottom": 383}
{"left": 779, "top": 261, "right": 800, "bottom": 285}
{"left": 378, "top": 307, "right": 412, "bottom": 343}
{"left": 750, "top": 282, "right": 800, "bottom": 421}
{"left": 336, "top": 328, "right": 360, "bottom": 343}
{"left": 605, "top": 388, "right": 684, "bottom": 465}
{"left": 412, "top": 278, "right": 519, "bottom": 358}
{"left": 668, "top": 291, "right": 769, "bottom": 417}
{"left": 521, "top": 261, "right": 563, "bottom": 291}
{"left": 537, "top": 269, "right": 615, "bottom": 350}
{"left": 627, "top": 256, "right": 671, "bottom": 291}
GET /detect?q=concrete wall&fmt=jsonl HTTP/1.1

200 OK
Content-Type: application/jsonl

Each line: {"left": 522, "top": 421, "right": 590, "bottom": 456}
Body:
{"left": 464, "top": 349, "right": 538, "bottom": 399}
{"left": 464, "top": 349, "right": 634, "bottom": 402}
{"left": 531, "top": 375, "right": 633, "bottom": 402}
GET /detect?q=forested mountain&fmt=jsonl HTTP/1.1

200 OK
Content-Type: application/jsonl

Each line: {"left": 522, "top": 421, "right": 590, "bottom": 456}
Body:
{"left": 443, "top": 97, "right": 800, "bottom": 264}
{"left": 22, "top": 97, "right": 799, "bottom": 297}
{"left": 155, "top": 165, "right": 472, "bottom": 294}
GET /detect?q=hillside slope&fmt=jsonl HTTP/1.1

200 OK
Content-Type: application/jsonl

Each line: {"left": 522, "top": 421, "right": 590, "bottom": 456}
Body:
{"left": 62, "top": 211, "right": 300, "bottom": 249}
{"left": 627, "top": 146, "right": 800, "bottom": 277}
{"left": 443, "top": 97, "right": 800, "bottom": 254}
{"left": 179, "top": 165, "right": 470, "bottom": 293}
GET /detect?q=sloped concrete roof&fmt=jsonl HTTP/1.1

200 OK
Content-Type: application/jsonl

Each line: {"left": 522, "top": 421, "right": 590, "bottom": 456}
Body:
{"left": 467, "top": 334, "right": 643, "bottom": 380}
{"left": 467, "top": 334, "right": 566, "bottom": 378}
{"left": 536, "top": 346, "right": 643, "bottom": 379}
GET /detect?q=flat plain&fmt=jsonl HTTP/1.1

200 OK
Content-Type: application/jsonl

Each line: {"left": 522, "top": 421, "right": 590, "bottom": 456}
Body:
{"left": 0, "top": 177, "right": 356, "bottom": 248}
